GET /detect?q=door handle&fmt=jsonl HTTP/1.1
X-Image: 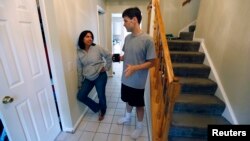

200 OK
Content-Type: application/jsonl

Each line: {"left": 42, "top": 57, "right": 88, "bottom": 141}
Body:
{"left": 2, "top": 96, "right": 14, "bottom": 104}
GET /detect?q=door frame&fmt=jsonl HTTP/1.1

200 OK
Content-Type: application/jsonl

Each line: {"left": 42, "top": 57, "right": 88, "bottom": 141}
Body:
{"left": 37, "top": 0, "right": 70, "bottom": 132}
{"left": 97, "top": 5, "right": 105, "bottom": 46}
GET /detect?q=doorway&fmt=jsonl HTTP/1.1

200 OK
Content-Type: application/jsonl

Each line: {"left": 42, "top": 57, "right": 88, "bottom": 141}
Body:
{"left": 111, "top": 13, "right": 127, "bottom": 74}
{"left": 97, "top": 6, "right": 105, "bottom": 47}
{"left": 111, "top": 13, "right": 128, "bottom": 55}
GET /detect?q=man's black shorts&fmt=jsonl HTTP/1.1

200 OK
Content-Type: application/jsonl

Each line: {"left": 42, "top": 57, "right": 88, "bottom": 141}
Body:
{"left": 121, "top": 84, "right": 145, "bottom": 107}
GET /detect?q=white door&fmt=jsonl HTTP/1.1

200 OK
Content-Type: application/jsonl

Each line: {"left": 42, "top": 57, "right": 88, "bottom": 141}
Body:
{"left": 0, "top": 0, "right": 61, "bottom": 141}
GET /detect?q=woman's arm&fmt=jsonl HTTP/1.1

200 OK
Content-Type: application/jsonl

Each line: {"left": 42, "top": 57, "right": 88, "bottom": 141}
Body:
{"left": 99, "top": 46, "right": 112, "bottom": 71}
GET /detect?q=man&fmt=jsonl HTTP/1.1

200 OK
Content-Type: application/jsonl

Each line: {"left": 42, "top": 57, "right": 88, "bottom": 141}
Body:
{"left": 117, "top": 7, "right": 156, "bottom": 139}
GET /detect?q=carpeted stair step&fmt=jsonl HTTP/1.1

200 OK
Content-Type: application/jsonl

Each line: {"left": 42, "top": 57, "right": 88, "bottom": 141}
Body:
{"left": 173, "top": 63, "right": 210, "bottom": 78}
{"left": 168, "top": 40, "right": 200, "bottom": 51}
{"left": 174, "top": 94, "right": 225, "bottom": 115}
{"left": 170, "top": 51, "right": 205, "bottom": 64}
{"left": 189, "top": 25, "right": 196, "bottom": 32}
{"left": 169, "top": 113, "right": 231, "bottom": 139}
{"left": 179, "top": 32, "right": 194, "bottom": 41}
{"left": 179, "top": 77, "right": 217, "bottom": 95}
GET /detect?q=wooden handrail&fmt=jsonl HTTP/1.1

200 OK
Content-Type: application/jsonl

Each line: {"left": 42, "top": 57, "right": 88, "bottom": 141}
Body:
{"left": 154, "top": 1, "right": 174, "bottom": 83}
{"left": 147, "top": 0, "right": 181, "bottom": 141}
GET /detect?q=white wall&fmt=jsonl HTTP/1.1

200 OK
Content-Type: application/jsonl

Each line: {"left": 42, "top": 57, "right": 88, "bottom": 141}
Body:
{"left": 195, "top": 0, "right": 250, "bottom": 124}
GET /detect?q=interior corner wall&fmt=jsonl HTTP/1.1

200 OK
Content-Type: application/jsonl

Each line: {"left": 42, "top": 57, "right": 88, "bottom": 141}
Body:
{"left": 160, "top": 0, "right": 200, "bottom": 37}
{"left": 195, "top": 0, "right": 250, "bottom": 124}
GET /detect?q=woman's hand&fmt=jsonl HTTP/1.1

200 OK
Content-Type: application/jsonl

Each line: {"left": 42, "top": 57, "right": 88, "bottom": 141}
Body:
{"left": 100, "top": 67, "right": 106, "bottom": 72}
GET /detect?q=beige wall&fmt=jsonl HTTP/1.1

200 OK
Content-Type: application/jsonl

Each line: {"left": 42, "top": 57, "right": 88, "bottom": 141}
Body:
{"left": 43, "top": 0, "right": 106, "bottom": 131}
{"left": 160, "top": 0, "right": 200, "bottom": 36}
{"left": 195, "top": 0, "right": 250, "bottom": 124}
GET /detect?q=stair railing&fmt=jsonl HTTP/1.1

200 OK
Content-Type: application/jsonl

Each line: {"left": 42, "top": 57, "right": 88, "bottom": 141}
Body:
{"left": 147, "top": 0, "right": 181, "bottom": 141}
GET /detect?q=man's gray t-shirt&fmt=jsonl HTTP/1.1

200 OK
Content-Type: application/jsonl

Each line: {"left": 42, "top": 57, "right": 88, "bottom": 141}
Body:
{"left": 122, "top": 32, "right": 156, "bottom": 89}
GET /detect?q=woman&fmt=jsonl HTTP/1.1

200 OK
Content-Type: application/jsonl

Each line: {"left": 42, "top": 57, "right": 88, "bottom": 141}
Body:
{"left": 77, "top": 30, "right": 112, "bottom": 121}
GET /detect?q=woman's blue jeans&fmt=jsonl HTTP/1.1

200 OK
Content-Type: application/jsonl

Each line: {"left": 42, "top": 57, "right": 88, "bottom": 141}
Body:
{"left": 77, "top": 72, "right": 107, "bottom": 114}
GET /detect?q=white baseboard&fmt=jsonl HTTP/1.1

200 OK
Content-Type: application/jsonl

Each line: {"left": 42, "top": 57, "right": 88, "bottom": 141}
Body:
{"left": 64, "top": 92, "right": 98, "bottom": 133}
{"left": 193, "top": 38, "right": 238, "bottom": 124}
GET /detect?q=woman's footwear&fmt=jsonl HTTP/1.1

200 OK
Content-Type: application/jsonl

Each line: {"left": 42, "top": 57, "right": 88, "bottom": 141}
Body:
{"left": 98, "top": 112, "right": 105, "bottom": 121}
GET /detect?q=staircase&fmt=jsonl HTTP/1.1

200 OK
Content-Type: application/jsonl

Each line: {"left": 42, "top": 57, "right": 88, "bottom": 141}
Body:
{"left": 168, "top": 25, "right": 231, "bottom": 141}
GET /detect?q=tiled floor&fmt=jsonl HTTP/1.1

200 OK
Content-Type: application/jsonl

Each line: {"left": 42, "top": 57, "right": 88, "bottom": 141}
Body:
{"left": 55, "top": 63, "right": 150, "bottom": 141}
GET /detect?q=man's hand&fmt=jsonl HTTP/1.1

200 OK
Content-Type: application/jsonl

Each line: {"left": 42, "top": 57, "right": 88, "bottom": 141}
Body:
{"left": 124, "top": 64, "right": 136, "bottom": 77}
{"left": 124, "top": 59, "right": 155, "bottom": 77}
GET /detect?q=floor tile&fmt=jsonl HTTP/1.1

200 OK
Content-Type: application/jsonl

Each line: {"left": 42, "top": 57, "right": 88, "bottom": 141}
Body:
{"left": 97, "top": 123, "right": 111, "bottom": 133}
{"left": 121, "top": 135, "right": 134, "bottom": 141}
{"left": 122, "top": 125, "right": 135, "bottom": 136}
{"left": 107, "top": 134, "right": 122, "bottom": 141}
{"left": 93, "top": 133, "right": 108, "bottom": 141}
{"left": 100, "top": 115, "right": 113, "bottom": 123}
{"left": 109, "top": 123, "right": 123, "bottom": 134}
{"left": 84, "top": 122, "right": 99, "bottom": 132}
{"left": 78, "top": 131, "right": 95, "bottom": 141}
{"left": 106, "top": 108, "right": 116, "bottom": 115}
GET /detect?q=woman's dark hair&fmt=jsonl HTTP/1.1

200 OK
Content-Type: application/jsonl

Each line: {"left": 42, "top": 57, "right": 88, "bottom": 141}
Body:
{"left": 122, "top": 7, "right": 142, "bottom": 24}
{"left": 78, "top": 30, "right": 96, "bottom": 50}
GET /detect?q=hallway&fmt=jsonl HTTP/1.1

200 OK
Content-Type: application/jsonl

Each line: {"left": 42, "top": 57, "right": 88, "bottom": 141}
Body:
{"left": 55, "top": 63, "right": 150, "bottom": 141}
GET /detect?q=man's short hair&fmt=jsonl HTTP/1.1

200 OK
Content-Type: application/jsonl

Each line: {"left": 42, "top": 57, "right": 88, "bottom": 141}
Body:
{"left": 122, "top": 7, "right": 142, "bottom": 24}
